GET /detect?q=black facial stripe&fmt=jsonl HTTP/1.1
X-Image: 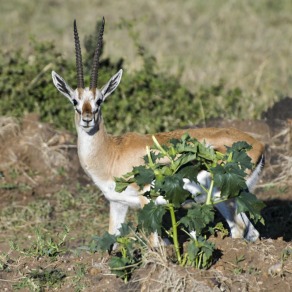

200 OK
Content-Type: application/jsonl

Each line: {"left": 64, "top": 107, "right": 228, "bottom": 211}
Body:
{"left": 56, "top": 76, "right": 70, "bottom": 96}
{"left": 75, "top": 108, "right": 81, "bottom": 114}
{"left": 93, "top": 107, "right": 99, "bottom": 114}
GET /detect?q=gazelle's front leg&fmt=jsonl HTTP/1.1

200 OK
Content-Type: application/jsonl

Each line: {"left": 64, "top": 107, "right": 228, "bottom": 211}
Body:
{"left": 106, "top": 186, "right": 148, "bottom": 235}
{"left": 108, "top": 201, "right": 129, "bottom": 235}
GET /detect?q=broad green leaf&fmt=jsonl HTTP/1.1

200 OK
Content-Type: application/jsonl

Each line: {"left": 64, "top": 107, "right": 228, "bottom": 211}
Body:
{"left": 178, "top": 204, "right": 214, "bottom": 234}
{"left": 137, "top": 201, "right": 166, "bottom": 235}
{"left": 115, "top": 176, "right": 134, "bottom": 193}
{"left": 172, "top": 153, "right": 198, "bottom": 171}
{"left": 109, "top": 256, "right": 130, "bottom": 278}
{"left": 226, "top": 141, "right": 253, "bottom": 170}
{"left": 187, "top": 241, "right": 200, "bottom": 262}
{"left": 197, "top": 142, "right": 217, "bottom": 161}
{"left": 118, "top": 222, "right": 134, "bottom": 237}
{"left": 227, "top": 141, "right": 252, "bottom": 153}
{"left": 196, "top": 237, "right": 215, "bottom": 268}
{"left": 158, "top": 165, "right": 173, "bottom": 177}
{"left": 236, "top": 191, "right": 265, "bottom": 224}
{"left": 226, "top": 161, "right": 247, "bottom": 176}
{"left": 168, "top": 137, "right": 181, "bottom": 147}
{"left": 143, "top": 151, "right": 164, "bottom": 165}
{"left": 133, "top": 166, "right": 155, "bottom": 188}
{"left": 168, "top": 145, "right": 179, "bottom": 158}
{"left": 163, "top": 174, "right": 190, "bottom": 207}
{"left": 212, "top": 163, "right": 247, "bottom": 198}
{"left": 230, "top": 150, "right": 252, "bottom": 170}
{"left": 187, "top": 236, "right": 215, "bottom": 268}
{"left": 178, "top": 165, "right": 200, "bottom": 182}
{"left": 176, "top": 140, "right": 200, "bottom": 154}
{"left": 92, "top": 232, "right": 116, "bottom": 251}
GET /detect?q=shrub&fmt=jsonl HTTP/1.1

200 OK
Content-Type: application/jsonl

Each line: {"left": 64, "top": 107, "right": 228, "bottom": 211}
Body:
{"left": 0, "top": 39, "right": 76, "bottom": 131}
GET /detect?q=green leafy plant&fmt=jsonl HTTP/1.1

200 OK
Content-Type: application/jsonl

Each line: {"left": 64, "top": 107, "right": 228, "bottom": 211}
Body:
{"left": 113, "top": 134, "right": 265, "bottom": 272}
{"left": 90, "top": 223, "right": 143, "bottom": 283}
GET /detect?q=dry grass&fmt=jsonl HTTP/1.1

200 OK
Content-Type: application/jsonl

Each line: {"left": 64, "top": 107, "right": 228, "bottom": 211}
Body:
{"left": 118, "top": 233, "right": 212, "bottom": 291}
{"left": 0, "top": 115, "right": 74, "bottom": 176}
{"left": 270, "top": 125, "right": 292, "bottom": 184}
{"left": 262, "top": 121, "right": 292, "bottom": 186}
{"left": 1, "top": 1, "right": 292, "bottom": 117}
{"left": 130, "top": 250, "right": 212, "bottom": 292}
{"left": 0, "top": 117, "right": 20, "bottom": 142}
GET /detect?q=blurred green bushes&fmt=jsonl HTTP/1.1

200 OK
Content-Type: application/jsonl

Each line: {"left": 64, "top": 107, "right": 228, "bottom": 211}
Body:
{"left": 0, "top": 39, "right": 76, "bottom": 131}
{"left": 0, "top": 24, "right": 253, "bottom": 135}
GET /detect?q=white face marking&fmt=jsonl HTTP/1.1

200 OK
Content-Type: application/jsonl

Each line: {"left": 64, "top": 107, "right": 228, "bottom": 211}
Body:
{"left": 73, "top": 88, "right": 103, "bottom": 130}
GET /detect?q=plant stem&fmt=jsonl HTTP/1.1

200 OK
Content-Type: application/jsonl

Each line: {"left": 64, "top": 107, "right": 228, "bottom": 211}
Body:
{"left": 206, "top": 179, "right": 214, "bottom": 205}
{"left": 152, "top": 135, "right": 174, "bottom": 167}
{"left": 146, "top": 146, "right": 155, "bottom": 168}
{"left": 168, "top": 204, "right": 182, "bottom": 264}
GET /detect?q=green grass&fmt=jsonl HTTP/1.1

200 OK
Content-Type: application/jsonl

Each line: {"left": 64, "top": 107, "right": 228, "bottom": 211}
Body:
{"left": 0, "top": 183, "right": 108, "bottom": 244}
{"left": 14, "top": 268, "right": 66, "bottom": 291}
{"left": 0, "top": 182, "right": 107, "bottom": 290}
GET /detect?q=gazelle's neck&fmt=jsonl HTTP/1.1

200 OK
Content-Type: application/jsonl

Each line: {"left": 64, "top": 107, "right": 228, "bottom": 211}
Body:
{"left": 76, "top": 113, "right": 111, "bottom": 152}
{"left": 76, "top": 114, "right": 115, "bottom": 182}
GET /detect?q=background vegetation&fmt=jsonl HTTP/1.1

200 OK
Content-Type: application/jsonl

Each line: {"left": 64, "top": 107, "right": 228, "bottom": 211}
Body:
{"left": 1, "top": 0, "right": 292, "bottom": 134}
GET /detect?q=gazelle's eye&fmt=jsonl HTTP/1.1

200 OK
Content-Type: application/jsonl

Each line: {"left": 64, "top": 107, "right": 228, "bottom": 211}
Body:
{"left": 96, "top": 98, "right": 102, "bottom": 107}
{"left": 72, "top": 99, "right": 78, "bottom": 106}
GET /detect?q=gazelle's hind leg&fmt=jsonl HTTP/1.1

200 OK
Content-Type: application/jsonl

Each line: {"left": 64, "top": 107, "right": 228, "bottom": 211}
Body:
{"left": 182, "top": 179, "right": 260, "bottom": 242}
{"left": 215, "top": 199, "right": 259, "bottom": 242}
{"left": 221, "top": 155, "right": 265, "bottom": 241}
{"left": 183, "top": 161, "right": 263, "bottom": 242}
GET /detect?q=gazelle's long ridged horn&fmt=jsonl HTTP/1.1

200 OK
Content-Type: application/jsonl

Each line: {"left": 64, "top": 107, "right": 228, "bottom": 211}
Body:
{"left": 90, "top": 17, "right": 105, "bottom": 91}
{"left": 73, "top": 20, "right": 84, "bottom": 89}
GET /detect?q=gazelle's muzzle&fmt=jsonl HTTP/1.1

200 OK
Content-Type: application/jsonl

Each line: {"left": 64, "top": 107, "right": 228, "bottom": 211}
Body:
{"left": 80, "top": 114, "right": 94, "bottom": 128}
{"left": 79, "top": 108, "right": 100, "bottom": 129}
{"left": 82, "top": 112, "right": 93, "bottom": 122}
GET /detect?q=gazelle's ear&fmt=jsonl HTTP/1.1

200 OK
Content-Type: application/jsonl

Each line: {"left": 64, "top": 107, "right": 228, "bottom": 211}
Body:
{"left": 101, "top": 69, "right": 123, "bottom": 100}
{"left": 52, "top": 71, "right": 75, "bottom": 102}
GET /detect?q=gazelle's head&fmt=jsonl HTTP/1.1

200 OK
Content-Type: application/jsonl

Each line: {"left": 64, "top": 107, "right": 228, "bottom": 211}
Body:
{"left": 52, "top": 18, "right": 122, "bottom": 132}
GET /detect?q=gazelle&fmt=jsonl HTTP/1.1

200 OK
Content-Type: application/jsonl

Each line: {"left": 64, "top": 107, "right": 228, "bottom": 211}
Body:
{"left": 52, "top": 18, "right": 265, "bottom": 243}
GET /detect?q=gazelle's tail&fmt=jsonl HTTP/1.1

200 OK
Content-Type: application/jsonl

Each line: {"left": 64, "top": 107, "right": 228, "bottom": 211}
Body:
{"left": 246, "top": 155, "right": 265, "bottom": 192}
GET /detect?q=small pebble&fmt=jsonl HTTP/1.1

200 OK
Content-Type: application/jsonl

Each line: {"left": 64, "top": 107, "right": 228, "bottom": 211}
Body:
{"left": 268, "top": 262, "right": 283, "bottom": 277}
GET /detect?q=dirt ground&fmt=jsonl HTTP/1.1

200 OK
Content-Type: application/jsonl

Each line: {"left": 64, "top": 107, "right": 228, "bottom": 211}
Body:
{"left": 0, "top": 98, "right": 291, "bottom": 291}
